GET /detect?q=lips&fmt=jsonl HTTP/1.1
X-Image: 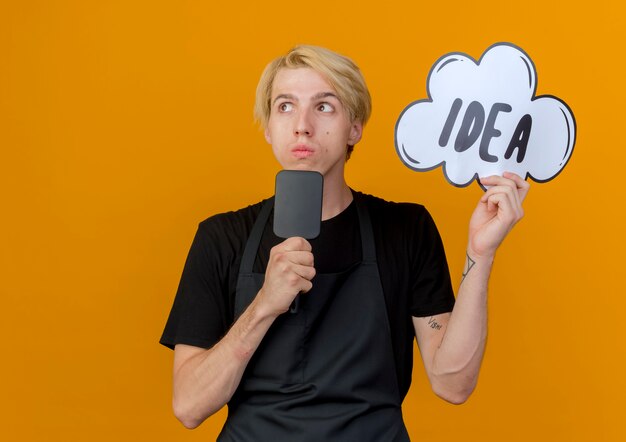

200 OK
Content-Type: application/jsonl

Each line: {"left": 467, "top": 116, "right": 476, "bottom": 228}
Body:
{"left": 291, "top": 145, "right": 315, "bottom": 159}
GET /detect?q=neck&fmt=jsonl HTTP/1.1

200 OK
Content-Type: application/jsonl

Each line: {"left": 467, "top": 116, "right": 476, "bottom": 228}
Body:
{"left": 320, "top": 175, "right": 352, "bottom": 221}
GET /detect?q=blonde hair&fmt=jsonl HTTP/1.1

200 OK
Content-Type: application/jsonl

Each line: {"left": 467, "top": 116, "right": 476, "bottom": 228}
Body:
{"left": 254, "top": 45, "right": 372, "bottom": 158}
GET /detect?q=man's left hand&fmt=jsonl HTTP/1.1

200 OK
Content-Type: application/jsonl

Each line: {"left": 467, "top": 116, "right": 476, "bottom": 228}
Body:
{"left": 467, "top": 172, "right": 530, "bottom": 259}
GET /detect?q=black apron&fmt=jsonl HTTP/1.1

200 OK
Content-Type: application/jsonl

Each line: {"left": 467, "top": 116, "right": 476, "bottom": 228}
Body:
{"left": 218, "top": 192, "right": 410, "bottom": 441}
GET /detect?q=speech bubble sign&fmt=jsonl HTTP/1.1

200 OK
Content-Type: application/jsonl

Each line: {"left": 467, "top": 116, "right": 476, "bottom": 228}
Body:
{"left": 395, "top": 42, "right": 576, "bottom": 188}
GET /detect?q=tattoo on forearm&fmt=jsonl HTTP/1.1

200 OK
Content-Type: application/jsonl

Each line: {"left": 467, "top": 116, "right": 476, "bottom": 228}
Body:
{"left": 427, "top": 316, "right": 443, "bottom": 330}
{"left": 461, "top": 253, "right": 476, "bottom": 283}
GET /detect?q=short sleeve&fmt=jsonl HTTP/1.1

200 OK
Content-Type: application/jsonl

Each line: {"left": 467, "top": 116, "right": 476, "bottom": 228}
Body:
{"left": 409, "top": 208, "right": 456, "bottom": 317}
{"left": 159, "top": 224, "right": 231, "bottom": 350}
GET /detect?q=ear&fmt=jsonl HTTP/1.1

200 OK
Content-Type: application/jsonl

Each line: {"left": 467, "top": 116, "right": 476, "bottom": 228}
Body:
{"left": 348, "top": 121, "right": 363, "bottom": 146}
{"left": 264, "top": 127, "right": 272, "bottom": 144}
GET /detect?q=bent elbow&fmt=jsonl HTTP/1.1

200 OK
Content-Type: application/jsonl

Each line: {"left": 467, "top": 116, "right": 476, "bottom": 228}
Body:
{"left": 178, "top": 416, "right": 201, "bottom": 430}
{"left": 435, "top": 388, "right": 472, "bottom": 405}
{"left": 432, "top": 379, "right": 476, "bottom": 405}
{"left": 173, "top": 399, "right": 203, "bottom": 430}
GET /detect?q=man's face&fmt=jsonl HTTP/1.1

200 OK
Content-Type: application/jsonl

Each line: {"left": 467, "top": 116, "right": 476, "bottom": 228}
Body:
{"left": 265, "top": 68, "right": 362, "bottom": 182}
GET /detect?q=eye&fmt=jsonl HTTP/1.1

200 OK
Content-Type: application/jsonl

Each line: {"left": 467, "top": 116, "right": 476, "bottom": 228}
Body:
{"left": 318, "top": 103, "right": 334, "bottom": 113}
{"left": 278, "top": 102, "right": 293, "bottom": 112}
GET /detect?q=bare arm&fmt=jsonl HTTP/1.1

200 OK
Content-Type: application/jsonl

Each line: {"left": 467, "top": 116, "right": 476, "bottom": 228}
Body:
{"left": 172, "top": 237, "right": 315, "bottom": 429}
{"left": 414, "top": 172, "right": 529, "bottom": 404}
{"left": 413, "top": 252, "right": 491, "bottom": 404}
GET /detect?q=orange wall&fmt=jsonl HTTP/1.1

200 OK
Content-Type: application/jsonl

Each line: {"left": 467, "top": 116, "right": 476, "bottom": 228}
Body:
{"left": 1, "top": 1, "right": 624, "bottom": 440}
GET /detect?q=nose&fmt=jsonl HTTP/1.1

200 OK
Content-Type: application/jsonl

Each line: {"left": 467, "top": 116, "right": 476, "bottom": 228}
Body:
{"left": 294, "top": 109, "right": 313, "bottom": 137}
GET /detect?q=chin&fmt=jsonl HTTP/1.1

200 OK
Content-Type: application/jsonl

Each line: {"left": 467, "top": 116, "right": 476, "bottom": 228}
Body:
{"left": 281, "top": 162, "right": 320, "bottom": 172}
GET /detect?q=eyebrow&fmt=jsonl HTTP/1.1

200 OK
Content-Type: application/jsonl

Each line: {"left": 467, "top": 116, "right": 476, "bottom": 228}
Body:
{"left": 313, "top": 92, "right": 339, "bottom": 101}
{"left": 272, "top": 92, "right": 339, "bottom": 105}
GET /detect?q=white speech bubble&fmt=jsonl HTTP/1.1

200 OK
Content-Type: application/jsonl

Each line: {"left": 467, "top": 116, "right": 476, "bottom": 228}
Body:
{"left": 395, "top": 42, "right": 576, "bottom": 188}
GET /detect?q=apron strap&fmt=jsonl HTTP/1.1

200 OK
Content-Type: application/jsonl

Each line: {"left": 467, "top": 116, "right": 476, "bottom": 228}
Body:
{"left": 239, "top": 197, "right": 274, "bottom": 275}
{"left": 353, "top": 192, "right": 376, "bottom": 263}
{"left": 240, "top": 193, "right": 375, "bottom": 271}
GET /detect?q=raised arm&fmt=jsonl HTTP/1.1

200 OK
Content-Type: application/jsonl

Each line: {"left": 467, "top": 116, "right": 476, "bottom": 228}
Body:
{"left": 171, "top": 237, "right": 315, "bottom": 429}
{"left": 413, "top": 172, "right": 530, "bottom": 404}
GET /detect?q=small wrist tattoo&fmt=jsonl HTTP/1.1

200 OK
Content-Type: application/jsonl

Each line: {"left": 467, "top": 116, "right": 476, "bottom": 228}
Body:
{"left": 461, "top": 253, "right": 476, "bottom": 283}
{"left": 428, "top": 316, "right": 443, "bottom": 330}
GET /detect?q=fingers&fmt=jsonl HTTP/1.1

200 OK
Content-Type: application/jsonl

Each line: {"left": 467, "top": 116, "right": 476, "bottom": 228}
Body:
{"left": 502, "top": 171, "right": 530, "bottom": 202}
{"left": 298, "top": 271, "right": 315, "bottom": 293}
{"left": 484, "top": 191, "right": 520, "bottom": 225}
{"left": 480, "top": 179, "right": 520, "bottom": 211}
{"left": 279, "top": 258, "right": 316, "bottom": 281}
{"left": 273, "top": 262, "right": 315, "bottom": 293}
{"left": 481, "top": 172, "right": 530, "bottom": 203}
{"left": 262, "top": 237, "right": 316, "bottom": 311}
{"left": 278, "top": 236, "right": 312, "bottom": 253}
{"left": 271, "top": 237, "right": 314, "bottom": 272}
{"left": 269, "top": 248, "right": 315, "bottom": 279}
{"left": 270, "top": 238, "right": 314, "bottom": 272}
{"left": 469, "top": 173, "right": 529, "bottom": 258}
{"left": 479, "top": 176, "right": 524, "bottom": 223}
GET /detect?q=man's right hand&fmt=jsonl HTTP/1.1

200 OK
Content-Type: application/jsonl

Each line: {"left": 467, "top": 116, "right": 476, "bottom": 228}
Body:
{"left": 257, "top": 237, "right": 316, "bottom": 317}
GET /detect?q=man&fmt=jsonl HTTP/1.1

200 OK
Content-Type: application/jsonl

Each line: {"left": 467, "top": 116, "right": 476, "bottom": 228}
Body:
{"left": 160, "top": 45, "right": 529, "bottom": 440}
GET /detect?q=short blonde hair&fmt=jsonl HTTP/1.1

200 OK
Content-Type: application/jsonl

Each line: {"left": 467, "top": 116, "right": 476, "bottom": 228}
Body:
{"left": 254, "top": 45, "right": 371, "bottom": 157}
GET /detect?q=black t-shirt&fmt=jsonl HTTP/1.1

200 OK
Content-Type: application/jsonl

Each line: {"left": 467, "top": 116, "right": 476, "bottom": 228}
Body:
{"left": 160, "top": 191, "right": 455, "bottom": 400}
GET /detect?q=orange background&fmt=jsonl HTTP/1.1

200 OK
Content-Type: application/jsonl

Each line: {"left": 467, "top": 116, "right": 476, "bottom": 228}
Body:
{"left": 1, "top": 0, "right": 624, "bottom": 440}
